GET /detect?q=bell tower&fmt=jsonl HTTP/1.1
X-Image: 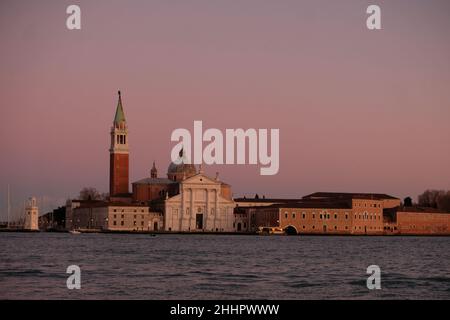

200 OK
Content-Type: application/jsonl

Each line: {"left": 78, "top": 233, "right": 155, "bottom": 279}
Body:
{"left": 109, "top": 90, "right": 129, "bottom": 197}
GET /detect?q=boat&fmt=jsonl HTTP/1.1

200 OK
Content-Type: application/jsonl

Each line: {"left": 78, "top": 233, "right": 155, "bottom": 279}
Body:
{"left": 256, "top": 226, "right": 285, "bottom": 235}
{"left": 69, "top": 230, "right": 81, "bottom": 235}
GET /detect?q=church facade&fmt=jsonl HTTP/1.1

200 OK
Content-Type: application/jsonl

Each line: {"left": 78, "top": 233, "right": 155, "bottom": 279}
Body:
{"left": 164, "top": 173, "right": 235, "bottom": 232}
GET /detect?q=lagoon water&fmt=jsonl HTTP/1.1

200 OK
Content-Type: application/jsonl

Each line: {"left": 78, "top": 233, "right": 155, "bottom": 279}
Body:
{"left": 0, "top": 232, "right": 449, "bottom": 299}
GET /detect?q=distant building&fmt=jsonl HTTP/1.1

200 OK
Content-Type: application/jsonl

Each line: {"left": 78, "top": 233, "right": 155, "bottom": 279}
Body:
{"left": 132, "top": 161, "right": 175, "bottom": 203}
{"left": 240, "top": 192, "right": 450, "bottom": 235}
{"left": 70, "top": 201, "right": 163, "bottom": 232}
{"left": 39, "top": 206, "right": 66, "bottom": 231}
{"left": 234, "top": 207, "right": 250, "bottom": 232}
{"left": 239, "top": 192, "right": 401, "bottom": 235}
{"left": 66, "top": 91, "right": 235, "bottom": 232}
{"left": 63, "top": 91, "right": 450, "bottom": 236}
{"left": 24, "top": 197, "right": 39, "bottom": 230}
{"left": 384, "top": 206, "right": 450, "bottom": 235}
{"left": 65, "top": 199, "right": 85, "bottom": 230}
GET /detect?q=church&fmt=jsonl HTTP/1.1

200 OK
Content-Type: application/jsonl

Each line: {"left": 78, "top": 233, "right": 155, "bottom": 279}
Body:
{"left": 67, "top": 92, "right": 450, "bottom": 236}
{"left": 108, "top": 91, "right": 236, "bottom": 232}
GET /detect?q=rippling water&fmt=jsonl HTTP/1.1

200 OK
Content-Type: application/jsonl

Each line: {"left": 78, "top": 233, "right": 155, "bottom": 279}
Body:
{"left": 0, "top": 232, "right": 449, "bottom": 299}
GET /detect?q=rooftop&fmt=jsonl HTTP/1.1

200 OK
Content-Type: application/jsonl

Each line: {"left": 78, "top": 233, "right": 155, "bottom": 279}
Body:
{"left": 237, "top": 199, "right": 352, "bottom": 210}
{"left": 234, "top": 197, "right": 302, "bottom": 203}
{"left": 384, "top": 206, "right": 450, "bottom": 214}
{"left": 303, "top": 192, "right": 399, "bottom": 200}
{"left": 77, "top": 201, "right": 149, "bottom": 208}
{"left": 268, "top": 200, "right": 352, "bottom": 209}
{"left": 132, "top": 177, "right": 175, "bottom": 185}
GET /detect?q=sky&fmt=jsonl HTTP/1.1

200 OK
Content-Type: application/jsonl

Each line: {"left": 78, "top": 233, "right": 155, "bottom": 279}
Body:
{"left": 1, "top": 0, "right": 450, "bottom": 218}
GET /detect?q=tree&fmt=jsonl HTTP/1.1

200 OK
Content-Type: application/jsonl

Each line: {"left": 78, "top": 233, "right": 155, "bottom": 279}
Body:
{"left": 79, "top": 187, "right": 101, "bottom": 201}
{"left": 437, "top": 191, "right": 450, "bottom": 212}
{"left": 418, "top": 190, "right": 441, "bottom": 208}
{"left": 417, "top": 189, "right": 450, "bottom": 212}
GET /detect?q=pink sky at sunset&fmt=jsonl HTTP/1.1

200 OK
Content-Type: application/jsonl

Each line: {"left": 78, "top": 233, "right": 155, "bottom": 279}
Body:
{"left": 1, "top": 0, "right": 450, "bottom": 217}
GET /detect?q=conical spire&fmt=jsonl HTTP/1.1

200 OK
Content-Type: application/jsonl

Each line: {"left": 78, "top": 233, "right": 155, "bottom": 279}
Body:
{"left": 114, "top": 90, "right": 126, "bottom": 124}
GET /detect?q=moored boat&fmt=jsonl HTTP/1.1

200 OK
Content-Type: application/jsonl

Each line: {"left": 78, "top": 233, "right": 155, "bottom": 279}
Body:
{"left": 256, "top": 226, "right": 285, "bottom": 235}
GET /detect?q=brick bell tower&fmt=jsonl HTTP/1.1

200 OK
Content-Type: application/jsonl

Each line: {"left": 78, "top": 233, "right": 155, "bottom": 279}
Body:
{"left": 109, "top": 90, "right": 129, "bottom": 197}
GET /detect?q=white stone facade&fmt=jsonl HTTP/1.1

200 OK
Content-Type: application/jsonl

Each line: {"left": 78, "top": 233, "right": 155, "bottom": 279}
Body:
{"left": 164, "top": 173, "right": 235, "bottom": 232}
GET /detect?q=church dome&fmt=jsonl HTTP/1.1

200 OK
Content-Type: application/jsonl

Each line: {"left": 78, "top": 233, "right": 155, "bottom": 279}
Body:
{"left": 167, "top": 149, "right": 197, "bottom": 181}
{"left": 168, "top": 162, "right": 197, "bottom": 175}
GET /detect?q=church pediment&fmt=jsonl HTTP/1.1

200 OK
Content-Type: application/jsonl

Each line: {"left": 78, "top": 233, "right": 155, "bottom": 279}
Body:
{"left": 180, "top": 173, "right": 221, "bottom": 186}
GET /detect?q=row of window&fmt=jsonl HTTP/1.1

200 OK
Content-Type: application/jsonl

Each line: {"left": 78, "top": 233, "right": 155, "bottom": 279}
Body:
{"left": 112, "top": 220, "right": 145, "bottom": 226}
{"left": 295, "top": 225, "right": 383, "bottom": 231}
{"left": 355, "top": 203, "right": 381, "bottom": 208}
{"left": 113, "top": 208, "right": 146, "bottom": 213}
{"left": 354, "top": 214, "right": 381, "bottom": 220}
{"left": 167, "top": 227, "right": 224, "bottom": 232}
{"left": 113, "top": 214, "right": 145, "bottom": 219}
{"left": 173, "top": 208, "right": 225, "bottom": 215}
{"left": 354, "top": 226, "right": 383, "bottom": 231}
{"left": 284, "top": 212, "right": 382, "bottom": 221}
{"left": 300, "top": 225, "right": 349, "bottom": 230}
{"left": 284, "top": 212, "right": 349, "bottom": 220}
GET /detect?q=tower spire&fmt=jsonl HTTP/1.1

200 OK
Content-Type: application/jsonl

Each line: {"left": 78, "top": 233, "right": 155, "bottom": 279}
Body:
{"left": 114, "top": 90, "right": 126, "bottom": 124}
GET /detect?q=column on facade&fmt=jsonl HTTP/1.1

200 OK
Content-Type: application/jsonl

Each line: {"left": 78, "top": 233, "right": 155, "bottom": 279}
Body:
{"left": 205, "top": 188, "right": 210, "bottom": 231}
{"left": 180, "top": 186, "right": 185, "bottom": 231}
{"left": 214, "top": 188, "right": 219, "bottom": 230}
{"left": 189, "top": 188, "right": 194, "bottom": 230}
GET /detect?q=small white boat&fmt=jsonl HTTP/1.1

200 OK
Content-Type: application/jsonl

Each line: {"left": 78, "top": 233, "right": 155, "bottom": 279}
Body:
{"left": 69, "top": 230, "right": 81, "bottom": 235}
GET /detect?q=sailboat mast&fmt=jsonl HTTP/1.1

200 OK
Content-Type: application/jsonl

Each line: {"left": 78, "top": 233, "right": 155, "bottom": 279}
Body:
{"left": 7, "top": 184, "right": 10, "bottom": 228}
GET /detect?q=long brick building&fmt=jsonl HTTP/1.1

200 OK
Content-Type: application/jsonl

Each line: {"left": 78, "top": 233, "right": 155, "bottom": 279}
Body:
{"left": 235, "top": 192, "right": 450, "bottom": 235}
